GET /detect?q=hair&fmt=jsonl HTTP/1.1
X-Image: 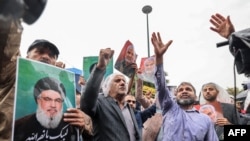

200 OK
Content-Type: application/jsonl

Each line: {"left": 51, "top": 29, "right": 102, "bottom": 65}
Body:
{"left": 125, "top": 45, "right": 136, "bottom": 63}
{"left": 143, "top": 56, "right": 156, "bottom": 73}
{"left": 101, "top": 73, "right": 128, "bottom": 97}
{"left": 144, "top": 56, "right": 155, "bottom": 66}
{"left": 199, "top": 82, "right": 232, "bottom": 105}
{"left": 199, "top": 104, "right": 216, "bottom": 113}
{"left": 199, "top": 104, "right": 217, "bottom": 122}
{"left": 34, "top": 77, "right": 66, "bottom": 103}
{"left": 176, "top": 82, "right": 196, "bottom": 95}
{"left": 116, "top": 40, "right": 136, "bottom": 62}
{"left": 27, "top": 39, "right": 59, "bottom": 59}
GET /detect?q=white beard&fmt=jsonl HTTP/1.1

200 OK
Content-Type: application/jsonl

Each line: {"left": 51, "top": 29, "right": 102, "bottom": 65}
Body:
{"left": 145, "top": 70, "right": 151, "bottom": 74}
{"left": 36, "top": 106, "right": 63, "bottom": 129}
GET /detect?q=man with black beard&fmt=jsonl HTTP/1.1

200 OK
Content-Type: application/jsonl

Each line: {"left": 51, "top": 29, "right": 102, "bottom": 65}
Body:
{"left": 14, "top": 77, "right": 80, "bottom": 141}
{"left": 151, "top": 32, "right": 218, "bottom": 141}
{"left": 199, "top": 82, "right": 241, "bottom": 140}
{"left": 199, "top": 82, "right": 240, "bottom": 125}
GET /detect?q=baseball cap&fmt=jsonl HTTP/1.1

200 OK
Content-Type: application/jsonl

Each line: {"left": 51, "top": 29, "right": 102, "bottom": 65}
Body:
{"left": 27, "top": 39, "right": 60, "bottom": 58}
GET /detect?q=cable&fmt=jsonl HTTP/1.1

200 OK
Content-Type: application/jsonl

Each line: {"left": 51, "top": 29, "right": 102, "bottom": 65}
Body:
{"left": 233, "top": 59, "right": 237, "bottom": 105}
{"left": 233, "top": 57, "right": 240, "bottom": 124}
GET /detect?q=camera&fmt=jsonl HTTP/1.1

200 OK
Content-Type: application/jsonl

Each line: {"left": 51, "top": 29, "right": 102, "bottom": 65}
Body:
{"left": 0, "top": 0, "right": 47, "bottom": 25}
{"left": 242, "top": 81, "right": 250, "bottom": 91}
{"left": 217, "top": 28, "right": 250, "bottom": 77}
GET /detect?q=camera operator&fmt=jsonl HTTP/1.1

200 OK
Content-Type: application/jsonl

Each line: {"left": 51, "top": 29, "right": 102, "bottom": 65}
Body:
{"left": 210, "top": 13, "right": 250, "bottom": 76}
{"left": 210, "top": 13, "right": 250, "bottom": 125}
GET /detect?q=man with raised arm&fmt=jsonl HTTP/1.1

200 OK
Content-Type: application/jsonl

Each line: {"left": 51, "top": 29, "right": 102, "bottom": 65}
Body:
{"left": 151, "top": 32, "right": 218, "bottom": 141}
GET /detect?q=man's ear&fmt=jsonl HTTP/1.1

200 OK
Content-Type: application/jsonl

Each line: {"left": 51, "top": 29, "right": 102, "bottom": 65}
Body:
{"left": 215, "top": 90, "right": 219, "bottom": 97}
{"left": 174, "top": 89, "right": 177, "bottom": 96}
{"left": 26, "top": 52, "right": 30, "bottom": 58}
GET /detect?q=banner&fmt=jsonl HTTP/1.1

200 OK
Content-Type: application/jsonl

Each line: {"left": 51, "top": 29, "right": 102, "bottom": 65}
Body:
{"left": 138, "top": 56, "right": 156, "bottom": 83}
{"left": 83, "top": 56, "right": 113, "bottom": 81}
{"left": 13, "top": 57, "right": 77, "bottom": 140}
{"left": 115, "top": 40, "right": 137, "bottom": 78}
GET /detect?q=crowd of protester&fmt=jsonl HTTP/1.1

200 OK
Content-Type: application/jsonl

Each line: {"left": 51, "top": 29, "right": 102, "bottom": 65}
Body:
{"left": 1, "top": 3, "right": 250, "bottom": 140}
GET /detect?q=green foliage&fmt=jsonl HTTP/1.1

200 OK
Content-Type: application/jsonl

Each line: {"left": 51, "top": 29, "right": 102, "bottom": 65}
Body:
{"left": 226, "top": 87, "right": 244, "bottom": 96}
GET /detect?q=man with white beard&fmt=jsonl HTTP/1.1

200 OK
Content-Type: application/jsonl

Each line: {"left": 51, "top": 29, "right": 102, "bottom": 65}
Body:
{"left": 138, "top": 56, "right": 156, "bottom": 83}
{"left": 14, "top": 77, "right": 80, "bottom": 141}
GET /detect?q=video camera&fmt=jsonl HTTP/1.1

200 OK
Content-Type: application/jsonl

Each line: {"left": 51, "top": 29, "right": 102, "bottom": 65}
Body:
{"left": 217, "top": 28, "right": 250, "bottom": 77}
{"left": 0, "top": 0, "right": 47, "bottom": 25}
{"left": 218, "top": 29, "right": 250, "bottom": 109}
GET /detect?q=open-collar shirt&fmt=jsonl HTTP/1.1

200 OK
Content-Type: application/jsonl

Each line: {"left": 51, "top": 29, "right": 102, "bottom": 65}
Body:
{"left": 156, "top": 63, "right": 219, "bottom": 141}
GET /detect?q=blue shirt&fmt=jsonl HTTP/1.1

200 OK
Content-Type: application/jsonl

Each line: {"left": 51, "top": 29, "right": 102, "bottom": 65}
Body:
{"left": 155, "top": 64, "right": 219, "bottom": 141}
{"left": 134, "top": 103, "right": 156, "bottom": 134}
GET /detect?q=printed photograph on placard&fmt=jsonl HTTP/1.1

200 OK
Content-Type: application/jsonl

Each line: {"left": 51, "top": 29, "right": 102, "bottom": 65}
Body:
{"left": 137, "top": 56, "right": 156, "bottom": 83}
{"left": 83, "top": 56, "right": 113, "bottom": 81}
{"left": 12, "top": 57, "right": 78, "bottom": 141}
{"left": 115, "top": 40, "right": 137, "bottom": 78}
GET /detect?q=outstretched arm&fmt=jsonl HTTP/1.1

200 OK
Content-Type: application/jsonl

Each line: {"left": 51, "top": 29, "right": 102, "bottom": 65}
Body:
{"left": 80, "top": 48, "right": 114, "bottom": 116}
{"left": 209, "top": 13, "right": 235, "bottom": 39}
{"left": 151, "top": 32, "right": 173, "bottom": 112}
{"left": 135, "top": 77, "right": 152, "bottom": 108}
{"left": 96, "top": 48, "right": 114, "bottom": 70}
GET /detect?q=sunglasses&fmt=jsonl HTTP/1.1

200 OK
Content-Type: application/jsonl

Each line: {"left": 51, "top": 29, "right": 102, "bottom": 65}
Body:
{"left": 127, "top": 100, "right": 136, "bottom": 104}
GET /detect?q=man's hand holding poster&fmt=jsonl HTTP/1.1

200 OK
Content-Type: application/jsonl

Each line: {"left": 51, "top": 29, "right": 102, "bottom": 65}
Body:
{"left": 13, "top": 57, "right": 78, "bottom": 141}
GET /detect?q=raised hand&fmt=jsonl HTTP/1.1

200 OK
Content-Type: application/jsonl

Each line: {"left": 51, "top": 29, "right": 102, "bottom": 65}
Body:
{"left": 97, "top": 48, "right": 114, "bottom": 70}
{"left": 55, "top": 61, "right": 66, "bottom": 68}
{"left": 209, "top": 13, "right": 235, "bottom": 39}
{"left": 151, "top": 32, "right": 173, "bottom": 64}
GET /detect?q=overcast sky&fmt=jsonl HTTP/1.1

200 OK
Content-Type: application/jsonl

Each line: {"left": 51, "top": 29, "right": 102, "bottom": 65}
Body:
{"left": 20, "top": 0, "right": 250, "bottom": 93}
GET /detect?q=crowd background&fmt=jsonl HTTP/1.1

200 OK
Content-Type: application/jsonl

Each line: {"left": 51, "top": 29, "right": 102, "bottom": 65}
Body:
{"left": 1, "top": 0, "right": 250, "bottom": 141}
{"left": 19, "top": 0, "right": 250, "bottom": 92}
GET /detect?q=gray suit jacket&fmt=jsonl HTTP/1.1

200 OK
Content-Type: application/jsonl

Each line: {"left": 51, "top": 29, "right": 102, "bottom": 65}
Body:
{"left": 221, "top": 102, "right": 241, "bottom": 125}
{"left": 80, "top": 66, "right": 141, "bottom": 141}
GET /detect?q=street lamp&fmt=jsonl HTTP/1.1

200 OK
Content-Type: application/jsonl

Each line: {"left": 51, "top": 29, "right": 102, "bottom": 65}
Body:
{"left": 142, "top": 5, "right": 152, "bottom": 57}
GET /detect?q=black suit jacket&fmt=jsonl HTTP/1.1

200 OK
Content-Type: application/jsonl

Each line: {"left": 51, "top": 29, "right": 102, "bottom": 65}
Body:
{"left": 81, "top": 66, "right": 141, "bottom": 141}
